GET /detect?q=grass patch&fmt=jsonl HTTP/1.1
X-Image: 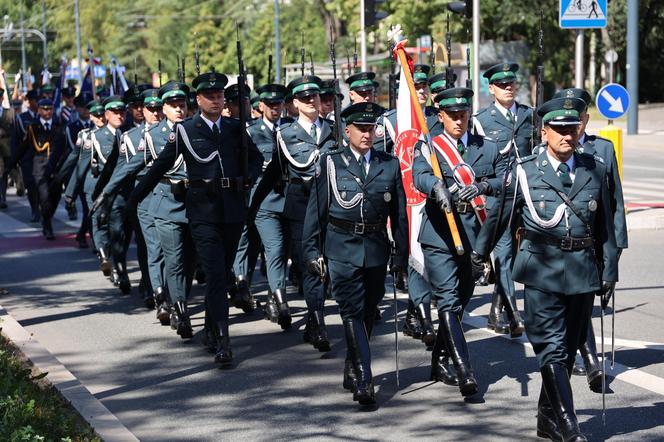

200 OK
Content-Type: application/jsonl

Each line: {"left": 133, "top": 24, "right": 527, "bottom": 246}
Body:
{"left": 0, "top": 330, "right": 100, "bottom": 442}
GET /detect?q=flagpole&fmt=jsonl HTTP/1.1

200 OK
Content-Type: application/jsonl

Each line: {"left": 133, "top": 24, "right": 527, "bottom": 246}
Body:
{"left": 75, "top": 0, "right": 82, "bottom": 87}
{"left": 392, "top": 36, "right": 465, "bottom": 255}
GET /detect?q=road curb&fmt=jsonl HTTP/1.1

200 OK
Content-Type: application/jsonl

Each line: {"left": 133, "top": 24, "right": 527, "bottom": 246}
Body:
{"left": 0, "top": 305, "right": 139, "bottom": 442}
{"left": 627, "top": 208, "right": 664, "bottom": 231}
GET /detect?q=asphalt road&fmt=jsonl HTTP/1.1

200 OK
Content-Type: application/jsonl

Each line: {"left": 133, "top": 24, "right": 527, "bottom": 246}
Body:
{"left": 1, "top": 192, "right": 663, "bottom": 441}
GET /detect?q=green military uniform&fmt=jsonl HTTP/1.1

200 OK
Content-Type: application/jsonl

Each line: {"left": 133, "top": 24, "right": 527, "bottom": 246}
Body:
{"left": 413, "top": 87, "right": 506, "bottom": 398}
{"left": 472, "top": 62, "right": 532, "bottom": 337}
{"left": 303, "top": 102, "right": 408, "bottom": 406}
{"left": 475, "top": 97, "right": 618, "bottom": 442}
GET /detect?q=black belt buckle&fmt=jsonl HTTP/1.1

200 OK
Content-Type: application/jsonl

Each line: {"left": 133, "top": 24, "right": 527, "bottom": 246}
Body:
{"left": 354, "top": 223, "right": 365, "bottom": 234}
{"left": 220, "top": 177, "right": 230, "bottom": 188}
{"left": 560, "top": 235, "right": 573, "bottom": 251}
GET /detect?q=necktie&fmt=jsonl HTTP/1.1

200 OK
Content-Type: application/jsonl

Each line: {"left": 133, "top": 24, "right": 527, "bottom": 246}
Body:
{"left": 358, "top": 155, "right": 367, "bottom": 180}
{"left": 506, "top": 109, "right": 515, "bottom": 126}
{"left": 45, "top": 123, "right": 50, "bottom": 131}
{"left": 309, "top": 124, "right": 317, "bottom": 142}
{"left": 558, "top": 163, "right": 573, "bottom": 193}
{"left": 456, "top": 139, "right": 465, "bottom": 157}
{"left": 212, "top": 123, "right": 220, "bottom": 137}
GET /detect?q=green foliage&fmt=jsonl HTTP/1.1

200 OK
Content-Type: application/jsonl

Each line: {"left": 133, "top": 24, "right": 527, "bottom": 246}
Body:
{"left": 0, "top": 337, "right": 99, "bottom": 442}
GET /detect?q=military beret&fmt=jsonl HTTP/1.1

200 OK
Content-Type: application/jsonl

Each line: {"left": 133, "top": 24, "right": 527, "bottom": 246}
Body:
{"left": 62, "top": 86, "right": 77, "bottom": 97}
{"left": 553, "top": 88, "right": 592, "bottom": 110}
{"left": 413, "top": 64, "right": 431, "bottom": 84}
{"left": 537, "top": 97, "right": 585, "bottom": 126}
{"left": 38, "top": 98, "right": 54, "bottom": 108}
{"left": 224, "top": 83, "right": 251, "bottom": 102}
{"left": 256, "top": 83, "right": 287, "bottom": 102}
{"left": 159, "top": 81, "right": 189, "bottom": 102}
{"left": 434, "top": 87, "right": 474, "bottom": 111}
{"left": 287, "top": 75, "right": 322, "bottom": 98}
{"left": 345, "top": 71, "right": 376, "bottom": 92}
{"left": 102, "top": 95, "right": 126, "bottom": 111}
{"left": 86, "top": 99, "right": 105, "bottom": 115}
{"left": 340, "top": 102, "right": 385, "bottom": 125}
{"left": 483, "top": 62, "right": 519, "bottom": 84}
{"left": 192, "top": 71, "right": 228, "bottom": 92}
{"left": 142, "top": 88, "right": 163, "bottom": 107}
{"left": 26, "top": 90, "right": 39, "bottom": 100}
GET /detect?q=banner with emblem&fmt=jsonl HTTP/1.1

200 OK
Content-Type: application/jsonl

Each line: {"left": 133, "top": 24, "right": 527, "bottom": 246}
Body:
{"left": 392, "top": 42, "right": 427, "bottom": 276}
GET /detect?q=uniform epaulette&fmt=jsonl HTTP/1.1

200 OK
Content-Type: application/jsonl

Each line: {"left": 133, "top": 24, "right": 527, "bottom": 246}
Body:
{"left": 276, "top": 119, "right": 295, "bottom": 131}
{"left": 383, "top": 108, "right": 397, "bottom": 117}
{"left": 246, "top": 118, "right": 261, "bottom": 129}
{"left": 473, "top": 106, "right": 489, "bottom": 117}
{"left": 518, "top": 153, "right": 538, "bottom": 164}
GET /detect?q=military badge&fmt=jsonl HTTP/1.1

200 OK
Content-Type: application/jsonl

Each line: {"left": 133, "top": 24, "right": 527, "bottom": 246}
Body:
{"left": 375, "top": 124, "right": 384, "bottom": 138}
{"left": 341, "top": 191, "right": 347, "bottom": 199}
{"left": 162, "top": 126, "right": 167, "bottom": 132}
{"left": 588, "top": 200, "right": 598, "bottom": 212}
{"left": 503, "top": 63, "right": 510, "bottom": 71}
{"left": 383, "top": 192, "right": 392, "bottom": 202}
{"left": 138, "top": 139, "right": 145, "bottom": 151}
{"left": 167, "top": 132, "right": 176, "bottom": 143}
{"left": 119, "top": 143, "right": 126, "bottom": 154}
{"left": 84, "top": 139, "right": 92, "bottom": 150}
{"left": 563, "top": 99, "right": 573, "bottom": 109}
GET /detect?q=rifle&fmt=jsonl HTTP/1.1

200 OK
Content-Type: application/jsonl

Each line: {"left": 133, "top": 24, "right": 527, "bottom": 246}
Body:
{"left": 328, "top": 25, "right": 342, "bottom": 147}
{"left": 133, "top": 58, "right": 138, "bottom": 85}
{"left": 345, "top": 49, "right": 352, "bottom": 77}
{"left": 466, "top": 30, "right": 472, "bottom": 89}
{"left": 268, "top": 47, "right": 273, "bottom": 84}
{"left": 388, "top": 41, "right": 397, "bottom": 110}
{"left": 309, "top": 53, "right": 315, "bottom": 75}
{"left": 177, "top": 55, "right": 182, "bottom": 83}
{"left": 534, "top": 9, "right": 544, "bottom": 147}
{"left": 300, "top": 32, "right": 305, "bottom": 76}
{"left": 88, "top": 42, "right": 97, "bottom": 100}
{"left": 353, "top": 37, "right": 358, "bottom": 73}
{"left": 430, "top": 38, "right": 436, "bottom": 75}
{"left": 445, "top": 13, "right": 455, "bottom": 90}
{"left": 236, "top": 23, "right": 249, "bottom": 209}
{"left": 182, "top": 57, "right": 186, "bottom": 83}
{"left": 194, "top": 35, "right": 201, "bottom": 76}
{"left": 158, "top": 59, "right": 162, "bottom": 87}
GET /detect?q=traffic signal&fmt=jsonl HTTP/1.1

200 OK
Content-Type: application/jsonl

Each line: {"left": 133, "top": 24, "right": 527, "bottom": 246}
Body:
{"left": 447, "top": 1, "right": 472, "bottom": 19}
{"left": 364, "top": 0, "right": 388, "bottom": 27}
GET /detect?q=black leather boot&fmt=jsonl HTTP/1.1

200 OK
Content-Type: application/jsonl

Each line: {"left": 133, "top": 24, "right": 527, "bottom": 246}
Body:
{"left": 537, "top": 384, "right": 562, "bottom": 441}
{"left": 42, "top": 217, "right": 55, "bottom": 240}
{"left": 403, "top": 300, "right": 423, "bottom": 339}
{"left": 116, "top": 262, "right": 131, "bottom": 294}
{"left": 439, "top": 311, "right": 478, "bottom": 397}
{"left": 540, "top": 364, "right": 588, "bottom": 442}
{"left": 174, "top": 300, "right": 193, "bottom": 339}
{"left": 416, "top": 302, "right": 436, "bottom": 348}
{"left": 154, "top": 287, "right": 171, "bottom": 326}
{"left": 263, "top": 290, "right": 279, "bottom": 323}
{"left": 344, "top": 319, "right": 375, "bottom": 406}
{"left": 98, "top": 248, "right": 112, "bottom": 277}
{"left": 430, "top": 325, "right": 459, "bottom": 386}
{"left": 273, "top": 288, "right": 292, "bottom": 330}
{"left": 343, "top": 348, "right": 358, "bottom": 393}
{"left": 312, "top": 310, "right": 330, "bottom": 352}
{"left": 214, "top": 321, "right": 233, "bottom": 367}
{"left": 487, "top": 291, "right": 508, "bottom": 334}
{"left": 502, "top": 293, "right": 526, "bottom": 338}
{"left": 579, "top": 324, "right": 603, "bottom": 393}
{"left": 234, "top": 276, "right": 256, "bottom": 313}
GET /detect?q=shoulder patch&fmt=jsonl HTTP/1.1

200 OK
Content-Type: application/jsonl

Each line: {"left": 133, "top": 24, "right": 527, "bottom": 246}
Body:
{"left": 518, "top": 153, "right": 538, "bottom": 164}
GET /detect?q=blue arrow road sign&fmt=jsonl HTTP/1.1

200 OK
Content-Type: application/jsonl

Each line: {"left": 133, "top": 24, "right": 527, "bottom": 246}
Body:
{"left": 560, "top": 0, "right": 607, "bottom": 29}
{"left": 596, "top": 83, "right": 630, "bottom": 120}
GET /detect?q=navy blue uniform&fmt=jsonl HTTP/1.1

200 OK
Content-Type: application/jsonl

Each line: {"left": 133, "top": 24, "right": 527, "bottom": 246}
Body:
{"left": 130, "top": 113, "right": 263, "bottom": 334}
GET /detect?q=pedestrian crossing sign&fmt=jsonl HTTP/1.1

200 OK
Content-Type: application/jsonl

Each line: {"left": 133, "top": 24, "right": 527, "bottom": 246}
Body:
{"left": 559, "top": 0, "right": 607, "bottom": 29}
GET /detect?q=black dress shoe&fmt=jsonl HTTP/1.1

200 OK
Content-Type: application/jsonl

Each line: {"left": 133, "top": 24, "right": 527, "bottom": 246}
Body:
{"left": 170, "top": 308, "right": 179, "bottom": 330}
{"left": 263, "top": 292, "right": 279, "bottom": 323}
{"left": 175, "top": 301, "right": 193, "bottom": 339}
{"left": 234, "top": 278, "right": 256, "bottom": 313}
{"left": 118, "top": 273, "right": 131, "bottom": 294}
{"left": 98, "top": 249, "right": 112, "bottom": 277}
{"left": 157, "top": 302, "right": 171, "bottom": 326}
{"left": 312, "top": 311, "right": 330, "bottom": 352}
{"left": 343, "top": 358, "right": 358, "bottom": 393}
{"left": 572, "top": 363, "right": 586, "bottom": 376}
{"left": 402, "top": 301, "right": 423, "bottom": 339}
{"left": 273, "top": 289, "right": 292, "bottom": 330}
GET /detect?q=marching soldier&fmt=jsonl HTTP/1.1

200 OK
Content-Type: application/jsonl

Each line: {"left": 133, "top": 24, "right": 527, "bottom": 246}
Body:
{"left": 474, "top": 97, "right": 618, "bottom": 442}
{"left": 13, "top": 89, "right": 40, "bottom": 221}
{"left": 5, "top": 98, "right": 67, "bottom": 239}
{"left": 412, "top": 87, "right": 505, "bottom": 398}
{"left": 473, "top": 62, "right": 532, "bottom": 337}
{"left": 302, "top": 102, "right": 408, "bottom": 406}
{"left": 0, "top": 76, "right": 15, "bottom": 210}
{"left": 553, "top": 87, "right": 628, "bottom": 392}
{"left": 246, "top": 83, "right": 294, "bottom": 326}
{"left": 94, "top": 89, "right": 167, "bottom": 314}
{"left": 127, "top": 71, "right": 263, "bottom": 367}
{"left": 250, "top": 74, "right": 335, "bottom": 351}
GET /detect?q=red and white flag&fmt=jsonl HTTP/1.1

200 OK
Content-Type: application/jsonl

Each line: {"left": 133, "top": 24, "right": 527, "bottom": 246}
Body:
{"left": 392, "top": 41, "right": 427, "bottom": 276}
